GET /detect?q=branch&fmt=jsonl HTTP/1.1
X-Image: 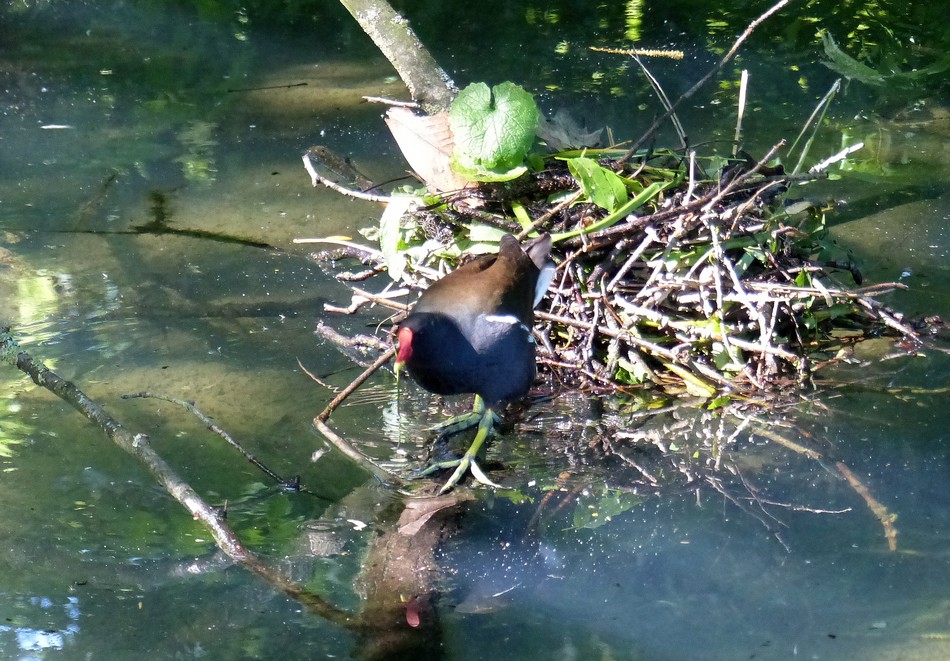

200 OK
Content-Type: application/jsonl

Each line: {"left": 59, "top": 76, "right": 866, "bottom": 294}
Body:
{"left": 0, "top": 329, "right": 350, "bottom": 625}
{"left": 123, "top": 392, "right": 313, "bottom": 495}
{"left": 303, "top": 149, "right": 392, "bottom": 202}
{"left": 620, "top": 0, "right": 791, "bottom": 162}
{"left": 338, "top": 0, "right": 457, "bottom": 113}
{"left": 835, "top": 461, "right": 899, "bottom": 552}
{"left": 298, "top": 348, "right": 407, "bottom": 486}
{"left": 752, "top": 417, "right": 899, "bottom": 551}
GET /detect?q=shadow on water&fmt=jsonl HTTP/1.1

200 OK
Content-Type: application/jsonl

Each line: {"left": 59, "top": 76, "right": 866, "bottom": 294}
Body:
{"left": 2, "top": 1, "right": 949, "bottom": 659}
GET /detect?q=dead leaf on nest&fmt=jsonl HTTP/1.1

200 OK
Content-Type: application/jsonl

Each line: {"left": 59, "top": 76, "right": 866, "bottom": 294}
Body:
{"left": 385, "top": 107, "right": 472, "bottom": 193}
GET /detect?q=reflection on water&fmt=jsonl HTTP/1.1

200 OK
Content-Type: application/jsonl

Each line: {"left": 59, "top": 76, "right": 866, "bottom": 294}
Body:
{"left": 0, "top": 595, "right": 80, "bottom": 657}
{"left": 439, "top": 382, "right": 950, "bottom": 659}
{"left": 1, "top": 1, "right": 949, "bottom": 660}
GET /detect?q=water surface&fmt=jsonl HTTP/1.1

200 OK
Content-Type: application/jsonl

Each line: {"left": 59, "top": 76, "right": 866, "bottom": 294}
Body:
{"left": 2, "top": 2, "right": 948, "bottom": 659}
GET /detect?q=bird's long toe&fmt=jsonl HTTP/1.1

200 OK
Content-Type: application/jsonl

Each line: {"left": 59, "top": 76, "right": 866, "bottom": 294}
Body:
{"left": 430, "top": 410, "right": 483, "bottom": 439}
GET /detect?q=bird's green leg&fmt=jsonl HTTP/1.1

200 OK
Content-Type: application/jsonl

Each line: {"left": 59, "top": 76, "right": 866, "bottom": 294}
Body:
{"left": 430, "top": 394, "right": 491, "bottom": 439}
{"left": 420, "top": 396, "right": 501, "bottom": 492}
{"left": 438, "top": 410, "right": 499, "bottom": 493}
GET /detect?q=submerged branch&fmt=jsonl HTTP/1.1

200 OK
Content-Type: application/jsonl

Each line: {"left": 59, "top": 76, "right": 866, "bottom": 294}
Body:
{"left": 0, "top": 328, "right": 351, "bottom": 625}
{"left": 122, "top": 391, "right": 313, "bottom": 495}
{"left": 835, "top": 461, "right": 899, "bottom": 552}
{"left": 1, "top": 328, "right": 469, "bottom": 652}
{"left": 300, "top": 348, "right": 407, "bottom": 487}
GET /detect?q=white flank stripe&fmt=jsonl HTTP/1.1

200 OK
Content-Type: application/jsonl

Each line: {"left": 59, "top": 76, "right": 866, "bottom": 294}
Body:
{"left": 483, "top": 314, "right": 532, "bottom": 335}
{"left": 484, "top": 314, "right": 520, "bottom": 325}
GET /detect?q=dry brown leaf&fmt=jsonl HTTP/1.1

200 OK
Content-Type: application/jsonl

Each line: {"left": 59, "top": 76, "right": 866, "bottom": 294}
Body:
{"left": 385, "top": 107, "right": 471, "bottom": 193}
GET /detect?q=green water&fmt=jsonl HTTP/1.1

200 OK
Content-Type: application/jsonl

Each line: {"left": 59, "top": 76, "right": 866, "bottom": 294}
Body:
{"left": 2, "top": 2, "right": 948, "bottom": 659}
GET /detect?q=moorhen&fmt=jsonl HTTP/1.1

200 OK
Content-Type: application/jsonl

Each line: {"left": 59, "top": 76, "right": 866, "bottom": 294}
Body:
{"left": 395, "top": 233, "right": 554, "bottom": 492}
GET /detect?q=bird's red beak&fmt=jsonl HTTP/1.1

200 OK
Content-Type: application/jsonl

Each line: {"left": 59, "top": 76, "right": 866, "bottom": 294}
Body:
{"left": 394, "top": 326, "right": 414, "bottom": 380}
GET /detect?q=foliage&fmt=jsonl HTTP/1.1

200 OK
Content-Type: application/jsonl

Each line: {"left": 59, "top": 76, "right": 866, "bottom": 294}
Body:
{"left": 565, "top": 156, "right": 628, "bottom": 212}
{"left": 572, "top": 487, "right": 646, "bottom": 529}
{"left": 449, "top": 82, "right": 541, "bottom": 182}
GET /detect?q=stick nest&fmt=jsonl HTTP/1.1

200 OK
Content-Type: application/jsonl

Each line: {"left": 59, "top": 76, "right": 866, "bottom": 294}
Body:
{"left": 307, "top": 145, "right": 922, "bottom": 409}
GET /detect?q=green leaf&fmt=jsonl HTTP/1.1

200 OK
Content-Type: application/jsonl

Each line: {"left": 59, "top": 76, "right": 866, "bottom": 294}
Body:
{"left": 573, "top": 490, "right": 646, "bottom": 529}
{"left": 708, "top": 395, "right": 732, "bottom": 410}
{"left": 449, "top": 81, "right": 540, "bottom": 180}
{"left": 450, "top": 161, "right": 528, "bottom": 182}
{"left": 510, "top": 200, "right": 533, "bottom": 230}
{"left": 810, "top": 303, "right": 856, "bottom": 321}
{"left": 466, "top": 223, "right": 509, "bottom": 244}
{"left": 820, "top": 31, "right": 888, "bottom": 86}
{"left": 379, "top": 195, "right": 417, "bottom": 281}
{"left": 735, "top": 250, "right": 756, "bottom": 275}
{"left": 550, "top": 179, "right": 674, "bottom": 242}
{"left": 616, "top": 357, "right": 649, "bottom": 385}
{"left": 662, "top": 361, "right": 718, "bottom": 398}
{"left": 566, "top": 156, "right": 628, "bottom": 211}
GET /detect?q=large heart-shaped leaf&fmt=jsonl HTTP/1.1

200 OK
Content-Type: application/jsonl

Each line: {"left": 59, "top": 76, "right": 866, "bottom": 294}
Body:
{"left": 449, "top": 81, "right": 540, "bottom": 180}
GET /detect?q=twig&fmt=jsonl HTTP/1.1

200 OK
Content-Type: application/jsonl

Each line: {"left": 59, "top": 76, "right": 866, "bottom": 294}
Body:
{"left": 303, "top": 348, "right": 405, "bottom": 486}
{"left": 755, "top": 425, "right": 824, "bottom": 460}
{"left": 351, "top": 287, "right": 414, "bottom": 311}
{"left": 684, "top": 149, "right": 697, "bottom": 203}
{"left": 836, "top": 461, "right": 899, "bottom": 551}
{"left": 324, "top": 286, "right": 413, "bottom": 315}
{"left": 294, "top": 235, "right": 384, "bottom": 258}
{"left": 789, "top": 78, "right": 841, "bottom": 175}
{"left": 313, "top": 417, "right": 399, "bottom": 486}
{"left": 0, "top": 329, "right": 351, "bottom": 625}
{"left": 810, "top": 142, "right": 865, "bottom": 174}
{"left": 315, "top": 321, "right": 390, "bottom": 355}
{"left": 363, "top": 95, "right": 420, "bottom": 108}
{"left": 516, "top": 189, "right": 582, "bottom": 240}
{"left": 752, "top": 417, "right": 898, "bottom": 551}
{"left": 732, "top": 69, "right": 749, "bottom": 157}
{"left": 746, "top": 499, "right": 851, "bottom": 515}
{"left": 704, "top": 140, "right": 785, "bottom": 211}
{"left": 536, "top": 310, "right": 677, "bottom": 361}
{"left": 317, "top": 347, "right": 397, "bottom": 422}
{"left": 620, "top": 0, "right": 791, "bottom": 163}
{"left": 302, "top": 150, "right": 393, "bottom": 202}
{"left": 632, "top": 54, "right": 688, "bottom": 149}
{"left": 614, "top": 450, "right": 660, "bottom": 485}
{"left": 606, "top": 227, "right": 658, "bottom": 292}
{"left": 854, "top": 297, "right": 920, "bottom": 341}
{"left": 123, "top": 392, "right": 308, "bottom": 493}
{"left": 704, "top": 473, "right": 790, "bottom": 551}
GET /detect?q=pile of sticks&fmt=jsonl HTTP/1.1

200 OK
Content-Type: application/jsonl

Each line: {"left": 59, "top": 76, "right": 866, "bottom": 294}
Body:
{"left": 307, "top": 146, "right": 920, "bottom": 403}
{"left": 524, "top": 153, "right": 919, "bottom": 400}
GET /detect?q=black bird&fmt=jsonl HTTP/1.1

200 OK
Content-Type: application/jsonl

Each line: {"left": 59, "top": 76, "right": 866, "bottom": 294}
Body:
{"left": 395, "top": 233, "right": 554, "bottom": 492}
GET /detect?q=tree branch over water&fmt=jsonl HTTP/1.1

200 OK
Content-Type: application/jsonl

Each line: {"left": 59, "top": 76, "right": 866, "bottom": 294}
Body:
{"left": 338, "top": 0, "right": 457, "bottom": 112}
